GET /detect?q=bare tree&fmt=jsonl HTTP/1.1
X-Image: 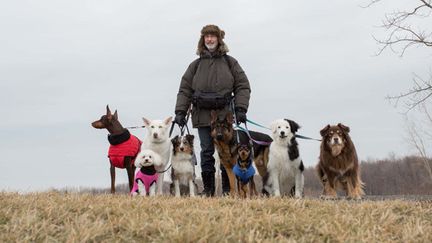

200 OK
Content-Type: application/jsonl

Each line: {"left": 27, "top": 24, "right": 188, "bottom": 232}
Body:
{"left": 405, "top": 104, "right": 432, "bottom": 181}
{"left": 367, "top": 0, "right": 432, "bottom": 110}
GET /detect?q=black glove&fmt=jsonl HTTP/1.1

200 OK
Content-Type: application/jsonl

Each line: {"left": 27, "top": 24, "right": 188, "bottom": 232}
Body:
{"left": 174, "top": 111, "right": 186, "bottom": 126}
{"left": 235, "top": 107, "right": 247, "bottom": 124}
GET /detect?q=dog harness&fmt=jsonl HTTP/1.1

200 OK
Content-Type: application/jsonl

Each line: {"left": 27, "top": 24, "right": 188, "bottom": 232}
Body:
{"left": 131, "top": 166, "right": 158, "bottom": 195}
{"left": 233, "top": 161, "right": 255, "bottom": 183}
{"left": 108, "top": 130, "right": 142, "bottom": 168}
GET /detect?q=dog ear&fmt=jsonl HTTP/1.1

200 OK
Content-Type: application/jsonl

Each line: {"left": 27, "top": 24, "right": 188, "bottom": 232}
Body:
{"left": 186, "top": 134, "right": 195, "bottom": 144}
{"left": 320, "top": 125, "right": 331, "bottom": 137}
{"left": 285, "top": 119, "right": 300, "bottom": 133}
{"left": 142, "top": 117, "right": 151, "bottom": 127}
{"left": 226, "top": 112, "right": 233, "bottom": 125}
{"left": 211, "top": 110, "right": 218, "bottom": 123}
{"left": 113, "top": 110, "right": 118, "bottom": 120}
{"left": 338, "top": 123, "right": 350, "bottom": 133}
{"left": 106, "top": 105, "right": 112, "bottom": 119}
{"left": 135, "top": 151, "right": 144, "bottom": 167}
{"left": 164, "top": 116, "right": 173, "bottom": 125}
{"left": 171, "top": 135, "right": 179, "bottom": 146}
{"left": 270, "top": 121, "right": 277, "bottom": 134}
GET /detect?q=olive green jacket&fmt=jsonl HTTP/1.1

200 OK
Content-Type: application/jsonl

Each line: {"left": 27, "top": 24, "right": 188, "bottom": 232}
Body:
{"left": 175, "top": 50, "right": 251, "bottom": 128}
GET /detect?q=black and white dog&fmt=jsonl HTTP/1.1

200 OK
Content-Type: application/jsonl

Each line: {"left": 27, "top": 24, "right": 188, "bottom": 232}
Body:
{"left": 264, "top": 119, "right": 304, "bottom": 198}
{"left": 170, "top": 135, "right": 197, "bottom": 197}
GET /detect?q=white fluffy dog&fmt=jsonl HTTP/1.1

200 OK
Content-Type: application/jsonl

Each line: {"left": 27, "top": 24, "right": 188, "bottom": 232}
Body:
{"left": 264, "top": 119, "right": 304, "bottom": 198}
{"left": 131, "top": 149, "right": 162, "bottom": 196}
{"left": 141, "top": 117, "right": 172, "bottom": 195}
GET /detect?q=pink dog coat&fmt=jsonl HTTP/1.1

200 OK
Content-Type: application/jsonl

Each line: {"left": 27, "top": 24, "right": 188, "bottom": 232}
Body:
{"left": 131, "top": 167, "right": 159, "bottom": 195}
{"left": 108, "top": 130, "right": 142, "bottom": 168}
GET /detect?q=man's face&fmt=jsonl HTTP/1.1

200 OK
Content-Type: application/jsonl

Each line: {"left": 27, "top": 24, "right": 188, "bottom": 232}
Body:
{"left": 204, "top": 34, "right": 218, "bottom": 51}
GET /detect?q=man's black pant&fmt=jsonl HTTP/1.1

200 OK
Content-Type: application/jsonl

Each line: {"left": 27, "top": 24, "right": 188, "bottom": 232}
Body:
{"left": 198, "top": 126, "right": 229, "bottom": 193}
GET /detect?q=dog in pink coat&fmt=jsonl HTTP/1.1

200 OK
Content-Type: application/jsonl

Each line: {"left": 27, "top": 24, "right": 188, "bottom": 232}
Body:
{"left": 131, "top": 149, "right": 162, "bottom": 196}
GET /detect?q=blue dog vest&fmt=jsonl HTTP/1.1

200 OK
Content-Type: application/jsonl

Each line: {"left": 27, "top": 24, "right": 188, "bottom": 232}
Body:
{"left": 233, "top": 162, "right": 255, "bottom": 183}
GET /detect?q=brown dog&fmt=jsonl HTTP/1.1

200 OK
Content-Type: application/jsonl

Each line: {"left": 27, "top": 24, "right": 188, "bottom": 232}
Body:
{"left": 92, "top": 105, "right": 141, "bottom": 194}
{"left": 316, "top": 123, "right": 364, "bottom": 199}
{"left": 210, "top": 111, "right": 272, "bottom": 196}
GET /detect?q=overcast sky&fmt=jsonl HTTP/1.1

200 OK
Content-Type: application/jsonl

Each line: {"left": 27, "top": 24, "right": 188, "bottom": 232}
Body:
{"left": 1, "top": 0, "right": 430, "bottom": 192}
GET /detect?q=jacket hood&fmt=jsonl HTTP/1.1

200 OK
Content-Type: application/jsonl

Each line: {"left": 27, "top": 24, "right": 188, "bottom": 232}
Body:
{"left": 196, "top": 24, "right": 229, "bottom": 56}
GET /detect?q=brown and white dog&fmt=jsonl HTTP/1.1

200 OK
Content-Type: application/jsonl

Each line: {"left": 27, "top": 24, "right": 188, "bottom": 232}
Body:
{"left": 170, "top": 134, "right": 197, "bottom": 197}
{"left": 316, "top": 123, "right": 364, "bottom": 199}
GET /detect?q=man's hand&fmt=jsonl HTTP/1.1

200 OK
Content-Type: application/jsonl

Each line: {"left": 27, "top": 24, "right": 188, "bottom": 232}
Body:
{"left": 235, "top": 107, "right": 247, "bottom": 124}
{"left": 174, "top": 111, "right": 186, "bottom": 126}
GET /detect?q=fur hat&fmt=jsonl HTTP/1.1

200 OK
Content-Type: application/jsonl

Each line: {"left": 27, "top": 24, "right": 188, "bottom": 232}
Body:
{"left": 196, "top": 24, "right": 229, "bottom": 55}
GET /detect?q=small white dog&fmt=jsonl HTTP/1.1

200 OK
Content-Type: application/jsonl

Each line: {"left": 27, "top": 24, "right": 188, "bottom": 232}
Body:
{"left": 141, "top": 116, "right": 172, "bottom": 195}
{"left": 265, "top": 119, "right": 304, "bottom": 198}
{"left": 170, "top": 134, "right": 197, "bottom": 197}
{"left": 131, "top": 149, "right": 162, "bottom": 196}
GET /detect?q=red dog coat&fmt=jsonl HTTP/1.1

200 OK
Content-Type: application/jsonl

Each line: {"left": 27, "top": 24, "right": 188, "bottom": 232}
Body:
{"left": 108, "top": 130, "right": 142, "bottom": 168}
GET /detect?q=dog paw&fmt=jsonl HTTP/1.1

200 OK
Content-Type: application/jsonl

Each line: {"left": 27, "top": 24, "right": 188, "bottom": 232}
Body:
{"left": 320, "top": 195, "right": 337, "bottom": 200}
{"left": 347, "top": 195, "right": 362, "bottom": 200}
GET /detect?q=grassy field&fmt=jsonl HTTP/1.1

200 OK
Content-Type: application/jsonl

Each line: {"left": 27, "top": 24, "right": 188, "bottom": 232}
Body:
{"left": 1, "top": 192, "right": 431, "bottom": 242}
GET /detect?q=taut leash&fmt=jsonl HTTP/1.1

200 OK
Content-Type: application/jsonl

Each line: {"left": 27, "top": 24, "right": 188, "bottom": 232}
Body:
{"left": 246, "top": 118, "right": 271, "bottom": 130}
{"left": 245, "top": 118, "right": 321, "bottom": 142}
{"left": 295, "top": 134, "right": 321, "bottom": 142}
{"left": 125, "top": 125, "right": 146, "bottom": 129}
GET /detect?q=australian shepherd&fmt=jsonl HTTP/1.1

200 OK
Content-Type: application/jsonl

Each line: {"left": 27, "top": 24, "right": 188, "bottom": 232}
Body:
{"left": 317, "top": 123, "right": 364, "bottom": 199}
{"left": 170, "top": 134, "right": 197, "bottom": 197}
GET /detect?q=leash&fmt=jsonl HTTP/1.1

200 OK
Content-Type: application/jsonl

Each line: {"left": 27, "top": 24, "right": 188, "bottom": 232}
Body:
{"left": 245, "top": 118, "right": 321, "bottom": 142}
{"left": 295, "top": 134, "right": 321, "bottom": 142}
{"left": 170, "top": 105, "right": 192, "bottom": 137}
{"left": 230, "top": 99, "right": 270, "bottom": 147}
{"left": 125, "top": 125, "right": 146, "bottom": 129}
{"left": 234, "top": 125, "right": 272, "bottom": 146}
{"left": 156, "top": 164, "right": 172, "bottom": 174}
{"left": 246, "top": 118, "right": 271, "bottom": 130}
{"left": 230, "top": 99, "right": 241, "bottom": 144}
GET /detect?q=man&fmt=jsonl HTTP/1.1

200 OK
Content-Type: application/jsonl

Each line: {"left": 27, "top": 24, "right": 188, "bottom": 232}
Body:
{"left": 174, "top": 24, "right": 251, "bottom": 196}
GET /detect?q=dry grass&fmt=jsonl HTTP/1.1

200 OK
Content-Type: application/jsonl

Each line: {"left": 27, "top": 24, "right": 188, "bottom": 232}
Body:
{"left": 1, "top": 192, "right": 432, "bottom": 242}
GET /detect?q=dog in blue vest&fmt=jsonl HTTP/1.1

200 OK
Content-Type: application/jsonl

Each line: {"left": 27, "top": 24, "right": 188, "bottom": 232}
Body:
{"left": 233, "top": 143, "right": 258, "bottom": 198}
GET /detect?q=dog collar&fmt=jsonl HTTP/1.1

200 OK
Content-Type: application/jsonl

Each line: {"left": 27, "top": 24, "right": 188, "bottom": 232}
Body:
{"left": 140, "top": 166, "right": 156, "bottom": 175}
{"left": 108, "top": 129, "right": 131, "bottom": 145}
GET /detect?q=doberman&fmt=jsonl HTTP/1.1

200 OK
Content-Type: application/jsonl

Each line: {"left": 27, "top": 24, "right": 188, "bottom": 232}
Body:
{"left": 91, "top": 105, "right": 141, "bottom": 194}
